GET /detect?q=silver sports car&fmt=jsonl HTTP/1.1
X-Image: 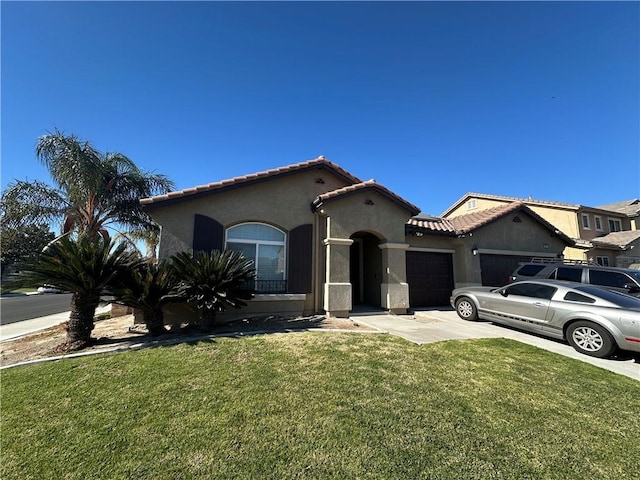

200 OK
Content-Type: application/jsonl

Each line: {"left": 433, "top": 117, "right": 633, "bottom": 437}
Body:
{"left": 450, "top": 279, "right": 640, "bottom": 358}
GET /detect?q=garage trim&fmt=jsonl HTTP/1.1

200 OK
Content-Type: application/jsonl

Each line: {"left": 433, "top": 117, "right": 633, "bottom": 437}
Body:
{"left": 476, "top": 248, "right": 556, "bottom": 257}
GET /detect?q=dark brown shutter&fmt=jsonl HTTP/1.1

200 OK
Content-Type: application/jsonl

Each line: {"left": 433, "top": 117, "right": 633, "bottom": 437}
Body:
{"left": 193, "top": 214, "right": 223, "bottom": 253}
{"left": 287, "top": 224, "right": 313, "bottom": 293}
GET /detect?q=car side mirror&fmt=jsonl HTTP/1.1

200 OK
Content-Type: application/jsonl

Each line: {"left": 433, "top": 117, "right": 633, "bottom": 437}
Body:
{"left": 624, "top": 284, "right": 640, "bottom": 293}
{"left": 499, "top": 289, "right": 508, "bottom": 297}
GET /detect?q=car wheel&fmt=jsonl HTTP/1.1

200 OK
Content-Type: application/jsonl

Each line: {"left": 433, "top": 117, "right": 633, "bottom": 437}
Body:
{"left": 455, "top": 297, "right": 478, "bottom": 321}
{"left": 566, "top": 321, "right": 617, "bottom": 358}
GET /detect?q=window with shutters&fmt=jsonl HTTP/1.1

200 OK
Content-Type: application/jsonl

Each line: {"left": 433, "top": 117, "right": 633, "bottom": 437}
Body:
{"left": 226, "top": 223, "right": 286, "bottom": 293}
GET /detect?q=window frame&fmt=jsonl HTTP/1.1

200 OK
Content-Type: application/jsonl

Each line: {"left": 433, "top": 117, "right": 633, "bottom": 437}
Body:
{"left": 595, "top": 256, "right": 610, "bottom": 267}
{"left": 581, "top": 213, "right": 590, "bottom": 230}
{"left": 594, "top": 216, "right": 603, "bottom": 231}
{"left": 608, "top": 218, "right": 622, "bottom": 232}
{"left": 225, "top": 222, "right": 287, "bottom": 292}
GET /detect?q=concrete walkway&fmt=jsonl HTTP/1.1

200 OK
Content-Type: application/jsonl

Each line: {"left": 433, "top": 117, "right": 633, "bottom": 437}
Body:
{"left": 353, "top": 308, "right": 640, "bottom": 381}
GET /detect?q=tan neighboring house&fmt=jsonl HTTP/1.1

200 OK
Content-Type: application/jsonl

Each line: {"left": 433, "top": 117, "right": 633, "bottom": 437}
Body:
{"left": 442, "top": 193, "right": 639, "bottom": 267}
{"left": 141, "top": 158, "right": 572, "bottom": 323}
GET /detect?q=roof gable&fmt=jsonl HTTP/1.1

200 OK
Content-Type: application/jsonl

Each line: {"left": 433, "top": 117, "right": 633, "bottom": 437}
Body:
{"left": 141, "top": 156, "right": 361, "bottom": 209}
{"left": 408, "top": 203, "right": 573, "bottom": 245}
{"left": 312, "top": 180, "right": 421, "bottom": 216}
{"left": 441, "top": 192, "right": 581, "bottom": 217}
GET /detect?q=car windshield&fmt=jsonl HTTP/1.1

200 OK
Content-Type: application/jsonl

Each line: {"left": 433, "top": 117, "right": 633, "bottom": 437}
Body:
{"left": 574, "top": 285, "right": 640, "bottom": 308}
{"left": 629, "top": 270, "right": 640, "bottom": 283}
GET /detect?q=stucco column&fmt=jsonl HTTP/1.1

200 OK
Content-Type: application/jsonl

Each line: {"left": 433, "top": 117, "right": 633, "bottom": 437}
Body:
{"left": 323, "top": 237, "right": 353, "bottom": 318}
{"left": 379, "top": 242, "right": 410, "bottom": 314}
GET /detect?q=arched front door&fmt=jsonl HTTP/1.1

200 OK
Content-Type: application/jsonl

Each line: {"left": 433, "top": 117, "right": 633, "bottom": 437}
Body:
{"left": 350, "top": 232, "right": 383, "bottom": 307}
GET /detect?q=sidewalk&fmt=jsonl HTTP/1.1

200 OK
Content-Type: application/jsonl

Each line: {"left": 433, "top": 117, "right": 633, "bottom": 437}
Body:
{"left": 0, "top": 304, "right": 111, "bottom": 342}
{"left": 354, "top": 308, "right": 640, "bottom": 381}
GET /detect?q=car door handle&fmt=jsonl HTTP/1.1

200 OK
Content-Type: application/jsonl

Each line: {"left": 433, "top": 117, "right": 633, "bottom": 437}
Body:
{"left": 532, "top": 302, "right": 546, "bottom": 307}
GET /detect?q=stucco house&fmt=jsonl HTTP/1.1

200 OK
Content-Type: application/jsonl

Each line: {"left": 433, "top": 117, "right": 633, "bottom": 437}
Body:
{"left": 442, "top": 193, "right": 639, "bottom": 267}
{"left": 141, "top": 157, "right": 571, "bottom": 322}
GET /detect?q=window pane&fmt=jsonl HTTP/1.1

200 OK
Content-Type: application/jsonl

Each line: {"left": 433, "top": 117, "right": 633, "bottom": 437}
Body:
{"left": 257, "top": 244, "right": 285, "bottom": 280}
{"left": 227, "top": 224, "right": 284, "bottom": 242}
{"left": 564, "top": 292, "right": 596, "bottom": 303}
{"left": 227, "top": 242, "right": 256, "bottom": 264}
{"left": 589, "top": 270, "right": 629, "bottom": 288}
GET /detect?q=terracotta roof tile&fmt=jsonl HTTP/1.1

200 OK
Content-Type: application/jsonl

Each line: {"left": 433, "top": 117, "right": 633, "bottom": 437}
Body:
{"left": 312, "top": 180, "right": 421, "bottom": 216}
{"left": 141, "top": 156, "right": 362, "bottom": 208}
{"left": 408, "top": 203, "right": 573, "bottom": 245}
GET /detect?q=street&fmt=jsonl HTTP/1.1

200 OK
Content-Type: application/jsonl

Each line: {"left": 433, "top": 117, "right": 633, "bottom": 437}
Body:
{"left": 0, "top": 293, "right": 73, "bottom": 325}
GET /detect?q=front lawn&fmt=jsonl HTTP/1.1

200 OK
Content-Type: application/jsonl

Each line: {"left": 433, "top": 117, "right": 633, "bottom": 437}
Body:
{"left": 2, "top": 333, "right": 638, "bottom": 479}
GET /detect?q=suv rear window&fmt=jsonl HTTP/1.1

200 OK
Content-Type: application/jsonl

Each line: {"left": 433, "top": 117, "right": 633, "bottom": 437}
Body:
{"left": 516, "top": 264, "right": 546, "bottom": 277}
{"left": 548, "top": 267, "right": 582, "bottom": 283}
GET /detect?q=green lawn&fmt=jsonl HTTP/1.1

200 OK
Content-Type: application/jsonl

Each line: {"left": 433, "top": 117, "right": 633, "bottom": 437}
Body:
{"left": 2, "top": 333, "right": 638, "bottom": 479}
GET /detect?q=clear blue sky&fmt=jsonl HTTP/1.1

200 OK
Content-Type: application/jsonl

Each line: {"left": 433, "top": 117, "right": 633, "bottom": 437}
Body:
{"left": 2, "top": 1, "right": 638, "bottom": 217}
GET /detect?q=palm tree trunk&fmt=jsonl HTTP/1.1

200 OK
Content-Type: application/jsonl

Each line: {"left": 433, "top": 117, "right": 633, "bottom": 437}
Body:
{"left": 144, "top": 309, "right": 166, "bottom": 336}
{"left": 200, "top": 309, "right": 217, "bottom": 332}
{"left": 66, "top": 292, "right": 99, "bottom": 350}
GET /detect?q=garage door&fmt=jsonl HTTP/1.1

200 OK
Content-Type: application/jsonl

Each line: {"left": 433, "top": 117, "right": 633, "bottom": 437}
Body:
{"left": 479, "top": 254, "right": 534, "bottom": 287}
{"left": 406, "top": 251, "right": 454, "bottom": 307}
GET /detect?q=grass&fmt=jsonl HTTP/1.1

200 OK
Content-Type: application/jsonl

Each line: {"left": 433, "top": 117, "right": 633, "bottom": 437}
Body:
{"left": 1, "top": 333, "right": 639, "bottom": 479}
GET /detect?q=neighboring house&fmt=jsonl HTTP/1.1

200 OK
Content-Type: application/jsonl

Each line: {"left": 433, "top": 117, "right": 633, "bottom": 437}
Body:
{"left": 442, "top": 193, "right": 636, "bottom": 266}
{"left": 596, "top": 199, "right": 640, "bottom": 232}
{"left": 141, "top": 158, "right": 572, "bottom": 322}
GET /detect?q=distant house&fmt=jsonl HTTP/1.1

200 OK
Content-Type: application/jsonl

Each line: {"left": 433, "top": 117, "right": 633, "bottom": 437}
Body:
{"left": 442, "top": 193, "right": 640, "bottom": 268}
{"left": 141, "top": 158, "right": 571, "bottom": 322}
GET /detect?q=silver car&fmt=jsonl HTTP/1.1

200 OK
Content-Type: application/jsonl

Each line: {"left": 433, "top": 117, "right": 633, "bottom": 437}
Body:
{"left": 450, "top": 279, "right": 640, "bottom": 358}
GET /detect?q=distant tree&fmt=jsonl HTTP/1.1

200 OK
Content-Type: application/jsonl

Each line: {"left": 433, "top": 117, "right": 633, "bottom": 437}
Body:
{"left": 170, "top": 250, "right": 256, "bottom": 332}
{"left": 111, "top": 261, "right": 178, "bottom": 336}
{"left": 0, "top": 129, "right": 174, "bottom": 240}
{"left": 124, "top": 223, "right": 161, "bottom": 262}
{"left": 8, "top": 235, "right": 144, "bottom": 350}
{"left": 0, "top": 223, "right": 55, "bottom": 276}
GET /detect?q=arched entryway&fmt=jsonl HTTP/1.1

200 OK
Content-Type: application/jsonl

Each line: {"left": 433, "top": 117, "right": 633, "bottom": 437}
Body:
{"left": 350, "top": 232, "right": 383, "bottom": 307}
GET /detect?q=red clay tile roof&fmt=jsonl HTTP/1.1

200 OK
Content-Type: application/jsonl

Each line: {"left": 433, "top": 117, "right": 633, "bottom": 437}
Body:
{"left": 311, "top": 180, "right": 421, "bottom": 216}
{"left": 140, "top": 156, "right": 362, "bottom": 209}
{"left": 408, "top": 203, "right": 574, "bottom": 245}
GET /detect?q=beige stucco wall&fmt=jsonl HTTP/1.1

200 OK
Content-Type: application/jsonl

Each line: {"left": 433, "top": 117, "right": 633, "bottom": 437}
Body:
{"left": 318, "top": 190, "right": 415, "bottom": 315}
{"left": 150, "top": 168, "right": 352, "bottom": 258}
{"left": 446, "top": 198, "right": 509, "bottom": 218}
{"left": 446, "top": 197, "right": 580, "bottom": 239}
{"left": 148, "top": 168, "right": 354, "bottom": 316}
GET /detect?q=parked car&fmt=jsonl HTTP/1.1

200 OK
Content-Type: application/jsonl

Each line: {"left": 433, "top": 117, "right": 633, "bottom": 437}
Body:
{"left": 509, "top": 259, "right": 640, "bottom": 298}
{"left": 451, "top": 279, "right": 640, "bottom": 358}
{"left": 37, "top": 285, "right": 64, "bottom": 294}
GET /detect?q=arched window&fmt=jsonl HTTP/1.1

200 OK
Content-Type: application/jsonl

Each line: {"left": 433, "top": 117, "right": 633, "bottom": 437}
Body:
{"left": 226, "top": 223, "right": 286, "bottom": 293}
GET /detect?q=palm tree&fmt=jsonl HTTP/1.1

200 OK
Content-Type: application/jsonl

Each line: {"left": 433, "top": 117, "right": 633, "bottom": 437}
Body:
{"left": 124, "top": 224, "right": 161, "bottom": 262}
{"left": 111, "top": 261, "right": 178, "bottom": 336}
{"left": 170, "top": 250, "right": 256, "bottom": 332}
{"left": 0, "top": 129, "right": 174, "bottom": 240}
{"left": 9, "top": 235, "right": 144, "bottom": 350}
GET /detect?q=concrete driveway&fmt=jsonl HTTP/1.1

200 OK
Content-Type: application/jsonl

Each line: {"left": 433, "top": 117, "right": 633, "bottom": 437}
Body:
{"left": 353, "top": 308, "right": 640, "bottom": 381}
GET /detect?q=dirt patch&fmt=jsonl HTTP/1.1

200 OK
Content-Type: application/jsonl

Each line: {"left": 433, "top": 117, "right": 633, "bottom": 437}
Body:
{"left": 1, "top": 313, "right": 375, "bottom": 367}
